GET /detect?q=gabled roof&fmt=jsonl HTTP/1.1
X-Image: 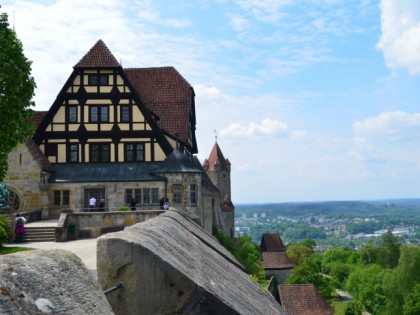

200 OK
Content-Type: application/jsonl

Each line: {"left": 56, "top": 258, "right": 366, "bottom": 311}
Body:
{"left": 49, "top": 163, "right": 165, "bottom": 183}
{"left": 25, "top": 139, "right": 54, "bottom": 172}
{"left": 124, "top": 67, "right": 195, "bottom": 149}
{"left": 74, "top": 40, "right": 121, "bottom": 68}
{"left": 260, "top": 233, "right": 286, "bottom": 252}
{"left": 262, "top": 251, "right": 294, "bottom": 270}
{"left": 278, "top": 284, "right": 334, "bottom": 315}
{"left": 154, "top": 147, "right": 201, "bottom": 174}
{"left": 204, "top": 143, "right": 230, "bottom": 171}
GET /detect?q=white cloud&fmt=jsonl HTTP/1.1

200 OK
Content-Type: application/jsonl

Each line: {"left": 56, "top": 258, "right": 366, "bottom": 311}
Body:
{"left": 353, "top": 111, "right": 420, "bottom": 140}
{"left": 220, "top": 118, "right": 288, "bottom": 138}
{"left": 377, "top": 0, "right": 420, "bottom": 74}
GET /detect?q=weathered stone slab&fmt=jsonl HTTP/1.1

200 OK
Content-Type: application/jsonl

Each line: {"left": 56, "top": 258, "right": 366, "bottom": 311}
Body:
{"left": 0, "top": 249, "right": 113, "bottom": 315}
{"left": 97, "top": 210, "right": 285, "bottom": 315}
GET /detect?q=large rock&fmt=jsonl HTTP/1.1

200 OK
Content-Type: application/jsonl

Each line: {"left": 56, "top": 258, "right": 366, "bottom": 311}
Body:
{"left": 0, "top": 249, "right": 113, "bottom": 315}
{"left": 97, "top": 210, "right": 285, "bottom": 315}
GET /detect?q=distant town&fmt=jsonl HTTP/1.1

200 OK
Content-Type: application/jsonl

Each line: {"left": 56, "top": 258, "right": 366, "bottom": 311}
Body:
{"left": 234, "top": 200, "right": 420, "bottom": 249}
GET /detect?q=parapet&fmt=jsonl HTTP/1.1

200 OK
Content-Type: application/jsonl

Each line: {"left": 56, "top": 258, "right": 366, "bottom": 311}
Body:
{"left": 97, "top": 209, "right": 285, "bottom": 315}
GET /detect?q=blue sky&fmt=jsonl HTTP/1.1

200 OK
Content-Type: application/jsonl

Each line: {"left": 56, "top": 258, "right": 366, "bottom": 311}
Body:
{"left": 2, "top": 0, "right": 420, "bottom": 203}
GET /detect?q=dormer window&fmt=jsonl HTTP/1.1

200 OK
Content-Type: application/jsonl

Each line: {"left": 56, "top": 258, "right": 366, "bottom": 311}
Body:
{"left": 88, "top": 74, "right": 108, "bottom": 86}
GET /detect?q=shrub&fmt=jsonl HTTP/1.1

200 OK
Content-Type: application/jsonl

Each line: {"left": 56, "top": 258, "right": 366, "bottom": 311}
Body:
{"left": 0, "top": 214, "right": 13, "bottom": 247}
{"left": 118, "top": 205, "right": 129, "bottom": 211}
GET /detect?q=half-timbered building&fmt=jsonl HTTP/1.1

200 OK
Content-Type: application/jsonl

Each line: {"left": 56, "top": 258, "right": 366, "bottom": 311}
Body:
{"left": 5, "top": 40, "right": 234, "bottom": 235}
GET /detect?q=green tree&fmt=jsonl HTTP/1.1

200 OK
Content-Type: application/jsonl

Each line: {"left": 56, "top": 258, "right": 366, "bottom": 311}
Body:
{"left": 0, "top": 11, "right": 36, "bottom": 180}
{"left": 381, "top": 230, "right": 401, "bottom": 268}
{"left": 346, "top": 264, "right": 388, "bottom": 314}
{"left": 286, "top": 243, "right": 313, "bottom": 265}
{"left": 344, "top": 301, "right": 364, "bottom": 315}
{"left": 403, "top": 283, "right": 420, "bottom": 315}
{"left": 0, "top": 213, "right": 13, "bottom": 247}
{"left": 300, "top": 238, "right": 317, "bottom": 249}
{"left": 286, "top": 255, "right": 333, "bottom": 297}
{"left": 321, "top": 247, "right": 354, "bottom": 273}
{"left": 383, "top": 246, "right": 420, "bottom": 315}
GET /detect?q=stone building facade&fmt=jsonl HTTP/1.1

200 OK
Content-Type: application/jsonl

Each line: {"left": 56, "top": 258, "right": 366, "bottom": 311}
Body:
{"left": 5, "top": 40, "right": 234, "bottom": 236}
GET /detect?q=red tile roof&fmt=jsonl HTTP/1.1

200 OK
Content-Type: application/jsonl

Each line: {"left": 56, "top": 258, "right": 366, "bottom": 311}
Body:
{"left": 261, "top": 233, "right": 286, "bottom": 252}
{"left": 74, "top": 39, "right": 121, "bottom": 68}
{"left": 30, "top": 111, "right": 48, "bottom": 128}
{"left": 262, "top": 252, "right": 294, "bottom": 269}
{"left": 204, "top": 143, "right": 230, "bottom": 171}
{"left": 193, "top": 157, "right": 220, "bottom": 195}
{"left": 279, "top": 284, "right": 334, "bottom": 315}
{"left": 124, "top": 67, "right": 194, "bottom": 147}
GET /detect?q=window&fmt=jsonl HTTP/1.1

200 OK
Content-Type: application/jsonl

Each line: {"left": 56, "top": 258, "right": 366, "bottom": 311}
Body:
{"left": 125, "top": 188, "right": 159, "bottom": 205}
{"left": 90, "top": 143, "right": 110, "bottom": 162}
{"left": 54, "top": 190, "right": 70, "bottom": 206}
{"left": 121, "top": 105, "right": 130, "bottom": 122}
{"left": 69, "top": 144, "right": 78, "bottom": 162}
{"left": 69, "top": 106, "right": 77, "bottom": 122}
{"left": 173, "top": 184, "right": 181, "bottom": 203}
{"left": 88, "top": 74, "right": 108, "bottom": 86}
{"left": 190, "top": 184, "right": 197, "bottom": 205}
{"left": 89, "top": 106, "right": 109, "bottom": 122}
{"left": 125, "top": 143, "right": 144, "bottom": 162}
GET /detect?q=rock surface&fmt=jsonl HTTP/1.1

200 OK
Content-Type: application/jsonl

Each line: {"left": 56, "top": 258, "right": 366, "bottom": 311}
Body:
{"left": 97, "top": 210, "right": 285, "bottom": 315}
{"left": 0, "top": 249, "right": 113, "bottom": 315}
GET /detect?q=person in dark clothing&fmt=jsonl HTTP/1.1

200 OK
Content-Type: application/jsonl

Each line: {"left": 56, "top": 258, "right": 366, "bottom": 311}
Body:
{"left": 130, "top": 197, "right": 136, "bottom": 211}
{"left": 15, "top": 213, "right": 26, "bottom": 243}
{"left": 98, "top": 199, "right": 105, "bottom": 212}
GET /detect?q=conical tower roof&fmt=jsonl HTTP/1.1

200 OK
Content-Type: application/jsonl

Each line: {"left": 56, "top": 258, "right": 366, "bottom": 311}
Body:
{"left": 204, "top": 143, "right": 230, "bottom": 171}
{"left": 74, "top": 39, "right": 121, "bottom": 68}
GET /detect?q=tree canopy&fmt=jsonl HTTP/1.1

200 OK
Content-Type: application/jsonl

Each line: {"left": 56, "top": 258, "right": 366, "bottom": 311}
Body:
{"left": 0, "top": 11, "right": 36, "bottom": 180}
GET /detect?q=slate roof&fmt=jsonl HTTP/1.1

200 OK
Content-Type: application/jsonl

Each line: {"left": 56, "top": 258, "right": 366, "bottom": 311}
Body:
{"left": 74, "top": 40, "right": 121, "bottom": 68}
{"left": 262, "top": 251, "right": 294, "bottom": 270}
{"left": 261, "top": 232, "right": 286, "bottom": 252}
{"left": 154, "top": 147, "right": 201, "bottom": 174}
{"left": 204, "top": 143, "right": 230, "bottom": 171}
{"left": 49, "top": 163, "right": 165, "bottom": 183}
{"left": 124, "top": 67, "right": 194, "bottom": 147}
{"left": 278, "top": 284, "right": 334, "bottom": 315}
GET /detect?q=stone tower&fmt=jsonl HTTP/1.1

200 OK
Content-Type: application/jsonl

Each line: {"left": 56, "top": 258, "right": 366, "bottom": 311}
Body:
{"left": 203, "top": 143, "right": 234, "bottom": 236}
{"left": 203, "top": 143, "right": 231, "bottom": 200}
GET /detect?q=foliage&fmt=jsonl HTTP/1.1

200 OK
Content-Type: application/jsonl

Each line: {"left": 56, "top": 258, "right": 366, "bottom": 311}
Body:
{"left": 0, "top": 11, "right": 36, "bottom": 180}
{"left": 118, "top": 205, "right": 129, "bottom": 211}
{"left": 286, "top": 255, "right": 333, "bottom": 297}
{"left": 383, "top": 246, "right": 420, "bottom": 315}
{"left": 346, "top": 264, "right": 388, "bottom": 314}
{"left": 358, "top": 241, "right": 390, "bottom": 268}
{"left": 213, "top": 229, "right": 262, "bottom": 277}
{"left": 0, "top": 213, "right": 13, "bottom": 247}
{"left": 300, "top": 238, "right": 317, "bottom": 248}
{"left": 321, "top": 247, "right": 354, "bottom": 273}
{"left": 403, "top": 283, "right": 420, "bottom": 315}
{"left": 344, "top": 300, "right": 364, "bottom": 315}
{"left": 286, "top": 243, "right": 313, "bottom": 265}
{"left": 380, "top": 230, "right": 401, "bottom": 268}
{"left": 0, "top": 246, "right": 31, "bottom": 255}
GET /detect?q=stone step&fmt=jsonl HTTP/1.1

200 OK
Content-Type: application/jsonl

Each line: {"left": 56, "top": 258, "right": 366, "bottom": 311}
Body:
{"left": 23, "top": 226, "right": 56, "bottom": 242}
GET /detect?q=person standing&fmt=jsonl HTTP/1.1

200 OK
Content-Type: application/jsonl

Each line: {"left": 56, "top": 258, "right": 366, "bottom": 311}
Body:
{"left": 15, "top": 213, "right": 26, "bottom": 243}
{"left": 130, "top": 197, "right": 136, "bottom": 211}
{"left": 98, "top": 198, "right": 105, "bottom": 212}
{"left": 89, "top": 196, "right": 96, "bottom": 212}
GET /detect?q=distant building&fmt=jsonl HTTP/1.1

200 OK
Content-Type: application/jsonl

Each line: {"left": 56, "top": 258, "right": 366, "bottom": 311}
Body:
{"left": 278, "top": 284, "right": 334, "bottom": 315}
{"left": 260, "top": 232, "right": 294, "bottom": 284}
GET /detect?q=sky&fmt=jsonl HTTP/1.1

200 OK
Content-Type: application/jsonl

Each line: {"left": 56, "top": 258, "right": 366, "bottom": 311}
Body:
{"left": 2, "top": 0, "right": 420, "bottom": 203}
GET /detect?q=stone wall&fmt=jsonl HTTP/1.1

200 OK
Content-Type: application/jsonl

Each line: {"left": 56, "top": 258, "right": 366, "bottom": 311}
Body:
{"left": 97, "top": 210, "right": 285, "bottom": 315}
{"left": 55, "top": 210, "right": 164, "bottom": 241}
{"left": 0, "top": 249, "right": 114, "bottom": 314}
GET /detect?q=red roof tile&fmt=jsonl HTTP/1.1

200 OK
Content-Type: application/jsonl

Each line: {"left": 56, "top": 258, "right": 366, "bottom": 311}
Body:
{"left": 74, "top": 39, "right": 121, "bottom": 68}
{"left": 263, "top": 252, "right": 294, "bottom": 269}
{"left": 261, "top": 233, "right": 286, "bottom": 252}
{"left": 30, "top": 111, "right": 48, "bottom": 128}
{"left": 204, "top": 143, "right": 230, "bottom": 171}
{"left": 124, "top": 67, "right": 194, "bottom": 146}
{"left": 193, "top": 157, "right": 220, "bottom": 195}
{"left": 279, "top": 284, "right": 334, "bottom": 315}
